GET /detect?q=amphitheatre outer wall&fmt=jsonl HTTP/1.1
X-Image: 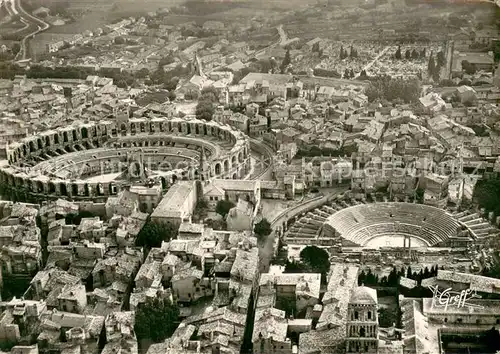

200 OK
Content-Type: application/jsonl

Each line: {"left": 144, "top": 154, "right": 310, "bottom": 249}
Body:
{"left": 0, "top": 117, "right": 255, "bottom": 202}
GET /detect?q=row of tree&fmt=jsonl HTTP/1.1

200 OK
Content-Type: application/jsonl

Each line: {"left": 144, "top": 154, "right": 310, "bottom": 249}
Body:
{"left": 0, "top": 58, "right": 191, "bottom": 92}
{"left": 394, "top": 46, "right": 427, "bottom": 60}
{"left": 365, "top": 76, "right": 421, "bottom": 103}
{"left": 357, "top": 265, "right": 440, "bottom": 288}
{"left": 313, "top": 68, "right": 340, "bottom": 78}
{"left": 339, "top": 45, "right": 358, "bottom": 60}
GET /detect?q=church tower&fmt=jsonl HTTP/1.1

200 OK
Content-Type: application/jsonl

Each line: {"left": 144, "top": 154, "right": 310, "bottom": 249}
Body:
{"left": 346, "top": 286, "right": 379, "bottom": 353}
{"left": 193, "top": 51, "right": 206, "bottom": 79}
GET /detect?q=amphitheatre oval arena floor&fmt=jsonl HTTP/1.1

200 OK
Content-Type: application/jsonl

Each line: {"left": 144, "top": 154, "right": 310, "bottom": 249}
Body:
{"left": 363, "top": 235, "right": 429, "bottom": 249}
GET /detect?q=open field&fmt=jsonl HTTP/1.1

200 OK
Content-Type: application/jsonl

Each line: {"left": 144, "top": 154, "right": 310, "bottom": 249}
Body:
{"left": 0, "top": 20, "right": 26, "bottom": 32}
{"left": 22, "top": 0, "right": 317, "bottom": 36}
{"left": 283, "top": 1, "right": 497, "bottom": 41}
{"left": 24, "top": 0, "right": 295, "bottom": 54}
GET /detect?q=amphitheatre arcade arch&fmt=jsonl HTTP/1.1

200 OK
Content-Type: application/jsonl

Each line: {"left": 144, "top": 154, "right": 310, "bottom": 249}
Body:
{"left": 2, "top": 117, "right": 254, "bottom": 202}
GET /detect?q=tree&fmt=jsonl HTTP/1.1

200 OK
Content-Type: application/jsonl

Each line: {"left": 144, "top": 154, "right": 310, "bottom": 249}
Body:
{"left": 420, "top": 48, "right": 426, "bottom": 58}
{"left": 359, "top": 69, "right": 368, "bottom": 78}
{"left": 340, "top": 45, "right": 345, "bottom": 59}
{"left": 116, "top": 80, "right": 128, "bottom": 88}
{"left": 378, "top": 307, "right": 398, "bottom": 328}
{"left": 417, "top": 270, "right": 424, "bottom": 285}
{"left": 114, "top": 36, "right": 125, "bottom": 45}
{"left": 195, "top": 100, "right": 215, "bottom": 121}
{"left": 254, "top": 218, "right": 272, "bottom": 242}
{"left": 135, "top": 218, "right": 178, "bottom": 249}
{"left": 200, "top": 86, "right": 219, "bottom": 103}
{"left": 461, "top": 60, "right": 477, "bottom": 75}
{"left": 166, "top": 91, "right": 176, "bottom": 102}
{"left": 284, "top": 260, "right": 307, "bottom": 274}
{"left": 134, "top": 298, "right": 180, "bottom": 342}
{"left": 395, "top": 45, "right": 402, "bottom": 60}
{"left": 432, "top": 265, "right": 438, "bottom": 276}
{"left": 215, "top": 200, "right": 235, "bottom": 218}
{"left": 432, "top": 65, "right": 441, "bottom": 82}
{"left": 280, "top": 49, "right": 291, "bottom": 74}
{"left": 358, "top": 270, "right": 366, "bottom": 286}
{"left": 494, "top": 39, "right": 500, "bottom": 63}
{"left": 387, "top": 267, "right": 399, "bottom": 287}
{"left": 11, "top": 43, "right": 20, "bottom": 55}
{"left": 162, "top": 77, "right": 179, "bottom": 91}
{"left": 350, "top": 45, "right": 358, "bottom": 58}
{"left": 312, "top": 42, "right": 320, "bottom": 53}
{"left": 406, "top": 266, "right": 413, "bottom": 279}
{"left": 350, "top": 69, "right": 355, "bottom": 78}
{"left": 299, "top": 245, "right": 330, "bottom": 283}
{"left": 405, "top": 49, "right": 411, "bottom": 60}
{"left": 135, "top": 68, "right": 150, "bottom": 79}
{"left": 473, "top": 177, "right": 500, "bottom": 218}
{"left": 423, "top": 267, "right": 430, "bottom": 279}
{"left": 483, "top": 327, "right": 500, "bottom": 352}
{"left": 415, "top": 188, "right": 425, "bottom": 204}
{"left": 313, "top": 68, "right": 341, "bottom": 78}
{"left": 411, "top": 49, "right": 419, "bottom": 59}
{"left": 365, "top": 76, "right": 421, "bottom": 103}
{"left": 159, "top": 55, "right": 175, "bottom": 67}
{"left": 365, "top": 268, "right": 377, "bottom": 285}
{"left": 427, "top": 53, "right": 436, "bottom": 76}
{"left": 344, "top": 68, "right": 351, "bottom": 79}
{"left": 437, "top": 51, "right": 446, "bottom": 68}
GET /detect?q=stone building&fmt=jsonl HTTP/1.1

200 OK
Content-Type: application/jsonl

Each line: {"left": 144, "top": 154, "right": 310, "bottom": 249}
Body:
{"left": 346, "top": 286, "right": 379, "bottom": 353}
{"left": 151, "top": 181, "right": 197, "bottom": 227}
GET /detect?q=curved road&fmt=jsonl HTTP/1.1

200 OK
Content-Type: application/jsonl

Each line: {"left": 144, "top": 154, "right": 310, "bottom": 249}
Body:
{"left": 253, "top": 26, "right": 283, "bottom": 58}
{"left": 270, "top": 188, "right": 348, "bottom": 229}
{"left": 10, "top": 0, "right": 49, "bottom": 60}
{"left": 277, "top": 25, "right": 287, "bottom": 46}
{"left": 249, "top": 139, "right": 274, "bottom": 181}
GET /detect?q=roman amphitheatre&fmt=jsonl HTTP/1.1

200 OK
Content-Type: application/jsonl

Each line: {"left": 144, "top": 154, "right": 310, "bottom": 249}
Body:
{"left": 0, "top": 117, "right": 272, "bottom": 202}
{"left": 284, "top": 199, "right": 496, "bottom": 251}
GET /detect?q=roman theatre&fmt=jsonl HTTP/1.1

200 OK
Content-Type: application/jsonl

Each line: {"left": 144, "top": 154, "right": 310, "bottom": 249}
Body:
{"left": 284, "top": 199, "right": 490, "bottom": 250}
{"left": 0, "top": 117, "right": 253, "bottom": 201}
